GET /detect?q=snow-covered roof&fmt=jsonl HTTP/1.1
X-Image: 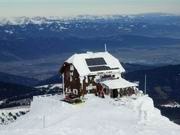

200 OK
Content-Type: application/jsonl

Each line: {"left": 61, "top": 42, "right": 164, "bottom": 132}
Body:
{"left": 65, "top": 51, "right": 125, "bottom": 76}
{"left": 101, "top": 78, "right": 138, "bottom": 89}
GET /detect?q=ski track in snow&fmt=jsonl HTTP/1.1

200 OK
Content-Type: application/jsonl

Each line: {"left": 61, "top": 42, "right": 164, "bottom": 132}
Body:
{"left": 0, "top": 94, "right": 180, "bottom": 135}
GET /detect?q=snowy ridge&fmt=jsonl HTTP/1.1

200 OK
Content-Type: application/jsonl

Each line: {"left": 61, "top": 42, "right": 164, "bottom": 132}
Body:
{"left": 0, "top": 17, "right": 53, "bottom": 26}
{"left": 35, "top": 83, "right": 62, "bottom": 89}
{"left": 0, "top": 15, "right": 136, "bottom": 26}
{"left": 0, "top": 94, "right": 179, "bottom": 135}
{"left": 0, "top": 13, "right": 176, "bottom": 26}
{"left": 161, "top": 102, "right": 180, "bottom": 108}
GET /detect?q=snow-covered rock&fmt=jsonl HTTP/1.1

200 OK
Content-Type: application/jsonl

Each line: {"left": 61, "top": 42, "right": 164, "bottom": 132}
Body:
{"left": 0, "top": 101, "right": 3, "bottom": 105}
{"left": 35, "top": 83, "right": 62, "bottom": 89}
{"left": 0, "top": 95, "right": 179, "bottom": 135}
{"left": 161, "top": 102, "right": 180, "bottom": 108}
{"left": 0, "top": 107, "right": 29, "bottom": 125}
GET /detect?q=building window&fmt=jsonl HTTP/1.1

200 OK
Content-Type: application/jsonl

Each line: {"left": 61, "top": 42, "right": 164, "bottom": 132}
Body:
{"left": 70, "top": 65, "right": 74, "bottom": 71}
{"left": 70, "top": 72, "right": 73, "bottom": 82}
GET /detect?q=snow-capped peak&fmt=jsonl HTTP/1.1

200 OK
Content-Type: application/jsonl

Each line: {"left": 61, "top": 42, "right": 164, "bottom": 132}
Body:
{"left": 0, "top": 17, "right": 51, "bottom": 26}
{"left": 0, "top": 15, "right": 134, "bottom": 26}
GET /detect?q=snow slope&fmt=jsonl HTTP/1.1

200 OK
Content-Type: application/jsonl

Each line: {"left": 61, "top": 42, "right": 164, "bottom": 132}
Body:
{"left": 0, "top": 94, "right": 179, "bottom": 135}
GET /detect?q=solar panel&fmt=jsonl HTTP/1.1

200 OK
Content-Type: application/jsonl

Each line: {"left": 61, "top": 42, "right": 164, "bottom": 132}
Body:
{"left": 88, "top": 66, "right": 111, "bottom": 72}
{"left": 85, "top": 58, "right": 107, "bottom": 66}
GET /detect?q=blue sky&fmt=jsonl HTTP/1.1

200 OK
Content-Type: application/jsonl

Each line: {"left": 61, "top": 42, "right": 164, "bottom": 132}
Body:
{"left": 0, "top": 0, "right": 180, "bottom": 17}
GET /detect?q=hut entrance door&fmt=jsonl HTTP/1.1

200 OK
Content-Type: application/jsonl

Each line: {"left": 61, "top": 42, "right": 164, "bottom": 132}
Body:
{"left": 110, "top": 89, "right": 118, "bottom": 98}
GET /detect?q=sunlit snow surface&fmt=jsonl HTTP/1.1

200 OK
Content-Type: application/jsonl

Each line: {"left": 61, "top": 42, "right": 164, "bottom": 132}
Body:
{"left": 0, "top": 94, "right": 179, "bottom": 135}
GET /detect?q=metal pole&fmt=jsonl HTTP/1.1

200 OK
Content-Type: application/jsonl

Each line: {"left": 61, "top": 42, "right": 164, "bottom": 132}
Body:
{"left": 62, "top": 74, "right": 64, "bottom": 97}
{"left": 145, "top": 74, "right": 146, "bottom": 94}
{"left": 43, "top": 115, "right": 45, "bottom": 128}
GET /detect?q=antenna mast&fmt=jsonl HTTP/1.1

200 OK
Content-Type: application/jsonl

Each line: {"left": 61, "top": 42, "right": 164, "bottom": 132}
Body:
{"left": 104, "top": 43, "right": 107, "bottom": 52}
